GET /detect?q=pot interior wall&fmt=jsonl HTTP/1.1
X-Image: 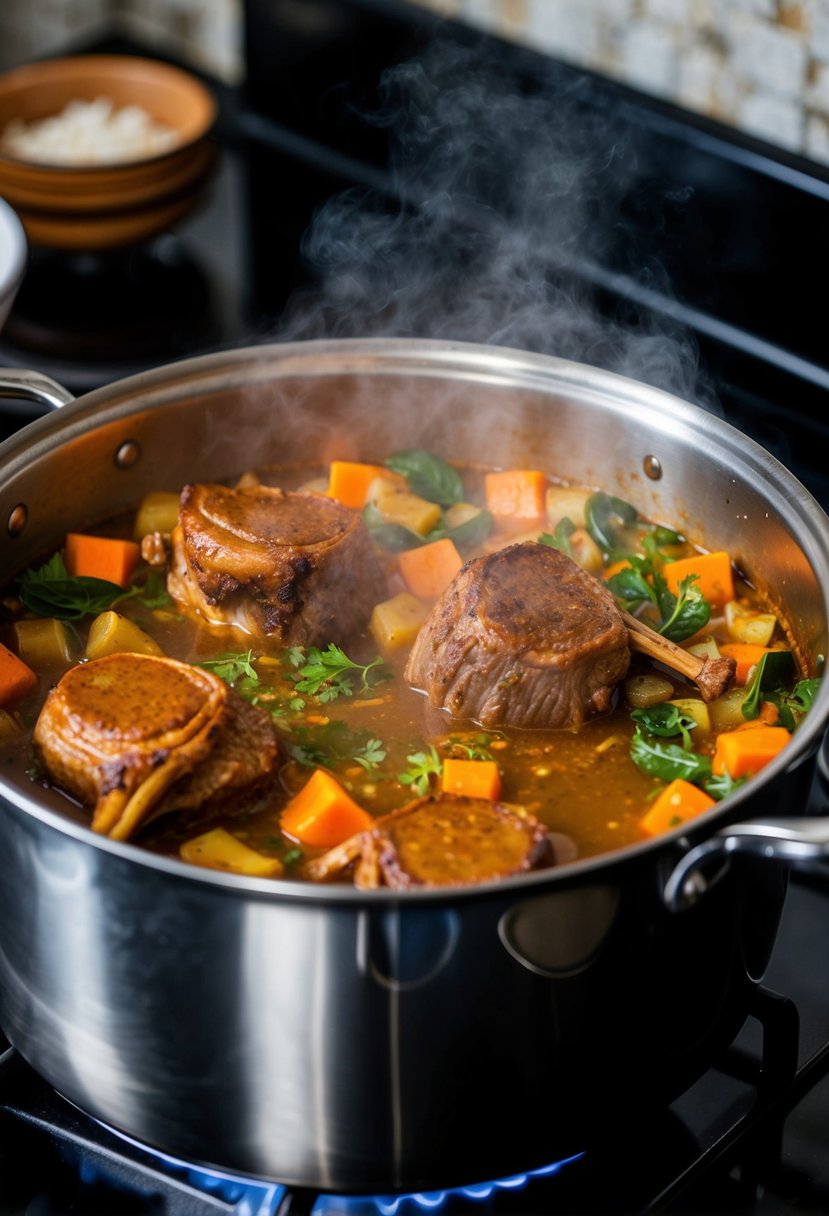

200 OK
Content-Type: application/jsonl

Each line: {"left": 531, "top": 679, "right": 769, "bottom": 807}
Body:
{"left": 2, "top": 342, "right": 827, "bottom": 673}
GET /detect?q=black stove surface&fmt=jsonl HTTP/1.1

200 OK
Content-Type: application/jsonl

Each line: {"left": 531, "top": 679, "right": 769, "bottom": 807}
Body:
{"left": 2, "top": 8, "right": 829, "bottom": 1215}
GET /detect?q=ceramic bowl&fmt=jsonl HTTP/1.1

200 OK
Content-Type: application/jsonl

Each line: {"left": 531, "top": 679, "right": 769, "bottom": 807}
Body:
{"left": 0, "top": 55, "right": 217, "bottom": 251}
{"left": 0, "top": 195, "right": 27, "bottom": 329}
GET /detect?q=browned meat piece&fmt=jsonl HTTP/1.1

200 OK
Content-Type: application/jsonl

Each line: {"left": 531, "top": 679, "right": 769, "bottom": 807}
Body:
{"left": 404, "top": 541, "right": 630, "bottom": 730}
{"left": 167, "top": 482, "right": 386, "bottom": 644}
{"left": 303, "top": 794, "right": 553, "bottom": 889}
{"left": 33, "top": 653, "right": 280, "bottom": 842}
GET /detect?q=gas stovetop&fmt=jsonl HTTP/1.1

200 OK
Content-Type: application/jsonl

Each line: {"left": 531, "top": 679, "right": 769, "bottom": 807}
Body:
{"left": 2, "top": 9, "right": 829, "bottom": 1214}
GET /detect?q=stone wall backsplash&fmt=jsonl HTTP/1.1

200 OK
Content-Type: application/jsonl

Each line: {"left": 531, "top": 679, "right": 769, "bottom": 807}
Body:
{"left": 3, "top": 0, "right": 829, "bottom": 165}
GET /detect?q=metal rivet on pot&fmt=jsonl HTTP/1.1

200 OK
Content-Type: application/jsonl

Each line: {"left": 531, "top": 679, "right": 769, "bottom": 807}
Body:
{"left": 7, "top": 503, "right": 27, "bottom": 537}
{"left": 115, "top": 440, "right": 141, "bottom": 469}
{"left": 643, "top": 454, "right": 662, "bottom": 480}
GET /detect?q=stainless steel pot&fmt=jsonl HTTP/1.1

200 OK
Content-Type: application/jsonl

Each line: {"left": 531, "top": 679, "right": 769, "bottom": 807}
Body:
{"left": 0, "top": 338, "right": 828, "bottom": 1192}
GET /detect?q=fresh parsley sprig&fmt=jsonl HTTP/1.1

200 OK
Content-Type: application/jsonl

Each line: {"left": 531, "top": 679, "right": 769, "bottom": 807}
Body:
{"left": 291, "top": 644, "right": 389, "bottom": 703}
{"left": 398, "top": 746, "right": 443, "bottom": 795}
{"left": 198, "top": 649, "right": 260, "bottom": 687}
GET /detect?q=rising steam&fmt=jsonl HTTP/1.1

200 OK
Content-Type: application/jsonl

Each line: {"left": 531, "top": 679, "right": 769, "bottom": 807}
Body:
{"left": 280, "top": 36, "right": 714, "bottom": 409}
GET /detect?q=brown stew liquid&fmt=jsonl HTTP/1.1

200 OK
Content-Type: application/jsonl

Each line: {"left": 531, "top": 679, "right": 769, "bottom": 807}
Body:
{"left": 0, "top": 460, "right": 808, "bottom": 880}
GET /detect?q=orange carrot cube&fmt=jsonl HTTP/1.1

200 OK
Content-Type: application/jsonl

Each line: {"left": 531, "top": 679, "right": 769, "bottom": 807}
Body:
{"left": 397, "top": 538, "right": 463, "bottom": 599}
{"left": 640, "top": 778, "right": 715, "bottom": 836}
{"left": 442, "top": 757, "right": 502, "bottom": 800}
{"left": 64, "top": 533, "right": 140, "bottom": 588}
{"left": 484, "top": 470, "right": 548, "bottom": 529}
{"left": 0, "top": 641, "right": 37, "bottom": 707}
{"left": 327, "top": 461, "right": 388, "bottom": 509}
{"left": 712, "top": 726, "right": 790, "bottom": 778}
{"left": 662, "top": 551, "right": 734, "bottom": 610}
{"left": 719, "top": 642, "right": 772, "bottom": 685}
{"left": 281, "top": 769, "right": 373, "bottom": 848}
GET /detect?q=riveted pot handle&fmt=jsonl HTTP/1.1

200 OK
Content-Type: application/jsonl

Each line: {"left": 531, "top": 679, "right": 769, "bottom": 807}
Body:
{"left": 0, "top": 368, "right": 74, "bottom": 411}
{"left": 663, "top": 816, "right": 829, "bottom": 912}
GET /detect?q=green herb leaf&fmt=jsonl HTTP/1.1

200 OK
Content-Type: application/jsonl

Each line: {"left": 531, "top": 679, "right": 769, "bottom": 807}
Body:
{"left": 631, "top": 704, "right": 697, "bottom": 750}
{"left": 198, "top": 650, "right": 259, "bottom": 687}
{"left": 292, "top": 644, "right": 388, "bottom": 703}
{"left": 630, "top": 725, "right": 713, "bottom": 784}
{"left": 385, "top": 449, "right": 464, "bottom": 507}
{"left": 17, "top": 552, "right": 126, "bottom": 621}
{"left": 398, "top": 746, "right": 443, "bottom": 795}
{"left": 353, "top": 738, "right": 387, "bottom": 771}
{"left": 115, "top": 569, "right": 172, "bottom": 610}
{"left": 654, "top": 572, "right": 711, "bottom": 643}
{"left": 539, "top": 517, "right": 576, "bottom": 559}
{"left": 741, "top": 650, "right": 796, "bottom": 721}
{"left": 585, "top": 492, "right": 638, "bottom": 554}
{"left": 607, "top": 563, "right": 658, "bottom": 612}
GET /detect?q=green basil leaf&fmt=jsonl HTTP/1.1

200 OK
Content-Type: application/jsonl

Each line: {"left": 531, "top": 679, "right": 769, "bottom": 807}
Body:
{"left": 585, "top": 492, "right": 638, "bottom": 554}
{"left": 432, "top": 508, "right": 493, "bottom": 551}
{"left": 362, "top": 503, "right": 424, "bottom": 552}
{"left": 630, "top": 726, "right": 713, "bottom": 784}
{"left": 741, "top": 650, "right": 795, "bottom": 720}
{"left": 385, "top": 449, "right": 463, "bottom": 507}
{"left": 631, "top": 704, "right": 697, "bottom": 749}
{"left": 607, "top": 565, "right": 657, "bottom": 611}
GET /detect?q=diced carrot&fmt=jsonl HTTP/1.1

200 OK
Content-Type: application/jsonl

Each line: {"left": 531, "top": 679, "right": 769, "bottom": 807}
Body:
{"left": 397, "top": 537, "right": 463, "bottom": 599}
{"left": 64, "top": 533, "right": 140, "bottom": 588}
{"left": 442, "top": 757, "right": 502, "bottom": 800}
{"left": 603, "top": 558, "right": 634, "bottom": 581}
{"left": 719, "top": 642, "right": 772, "bottom": 685}
{"left": 281, "top": 769, "right": 373, "bottom": 848}
{"left": 641, "top": 778, "right": 716, "bottom": 837}
{"left": 662, "top": 551, "right": 735, "bottom": 610}
{"left": 0, "top": 641, "right": 37, "bottom": 707}
{"left": 327, "top": 461, "right": 388, "bottom": 509}
{"left": 484, "top": 470, "right": 548, "bottom": 529}
{"left": 712, "top": 726, "right": 790, "bottom": 778}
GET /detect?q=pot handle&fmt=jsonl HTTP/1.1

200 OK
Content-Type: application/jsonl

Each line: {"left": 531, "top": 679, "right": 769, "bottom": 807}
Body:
{"left": 0, "top": 368, "right": 75, "bottom": 411}
{"left": 663, "top": 815, "right": 829, "bottom": 912}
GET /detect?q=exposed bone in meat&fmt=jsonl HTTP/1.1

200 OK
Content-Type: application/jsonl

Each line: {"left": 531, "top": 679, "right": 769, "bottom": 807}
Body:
{"left": 167, "top": 482, "right": 386, "bottom": 644}
{"left": 303, "top": 794, "right": 553, "bottom": 888}
{"left": 623, "top": 610, "right": 736, "bottom": 701}
{"left": 33, "top": 653, "right": 280, "bottom": 842}
{"left": 405, "top": 541, "right": 631, "bottom": 730}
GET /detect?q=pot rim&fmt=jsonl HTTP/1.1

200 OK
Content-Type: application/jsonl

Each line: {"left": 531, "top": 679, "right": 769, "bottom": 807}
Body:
{"left": 2, "top": 335, "right": 829, "bottom": 904}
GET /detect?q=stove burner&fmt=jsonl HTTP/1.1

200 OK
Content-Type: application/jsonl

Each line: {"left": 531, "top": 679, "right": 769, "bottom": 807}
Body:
{"left": 100, "top": 1103, "right": 584, "bottom": 1216}
{"left": 0, "top": 234, "right": 224, "bottom": 391}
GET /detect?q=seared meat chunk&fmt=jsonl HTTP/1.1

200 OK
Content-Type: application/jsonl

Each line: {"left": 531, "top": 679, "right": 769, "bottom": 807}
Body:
{"left": 33, "top": 653, "right": 280, "bottom": 842}
{"left": 168, "top": 482, "right": 386, "bottom": 644}
{"left": 405, "top": 541, "right": 630, "bottom": 730}
{"left": 303, "top": 794, "right": 553, "bottom": 888}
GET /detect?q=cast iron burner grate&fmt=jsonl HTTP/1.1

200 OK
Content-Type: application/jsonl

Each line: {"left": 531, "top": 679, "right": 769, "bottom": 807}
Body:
{"left": 1, "top": 909, "right": 828, "bottom": 1216}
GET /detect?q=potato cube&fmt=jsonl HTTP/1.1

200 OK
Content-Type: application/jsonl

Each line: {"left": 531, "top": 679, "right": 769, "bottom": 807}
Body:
{"left": 545, "top": 484, "right": 591, "bottom": 529}
{"left": 724, "top": 600, "right": 777, "bottom": 647}
{"left": 133, "top": 491, "right": 180, "bottom": 540}
{"left": 374, "top": 489, "right": 442, "bottom": 537}
{"left": 85, "top": 611, "right": 163, "bottom": 660}
{"left": 13, "top": 617, "right": 73, "bottom": 667}
{"left": 180, "top": 828, "right": 284, "bottom": 877}
{"left": 0, "top": 709, "right": 24, "bottom": 744}
{"left": 708, "top": 687, "right": 750, "bottom": 732}
{"left": 370, "top": 592, "right": 431, "bottom": 654}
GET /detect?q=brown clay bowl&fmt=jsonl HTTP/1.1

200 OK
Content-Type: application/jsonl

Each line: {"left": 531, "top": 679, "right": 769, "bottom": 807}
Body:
{"left": 0, "top": 55, "right": 217, "bottom": 250}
